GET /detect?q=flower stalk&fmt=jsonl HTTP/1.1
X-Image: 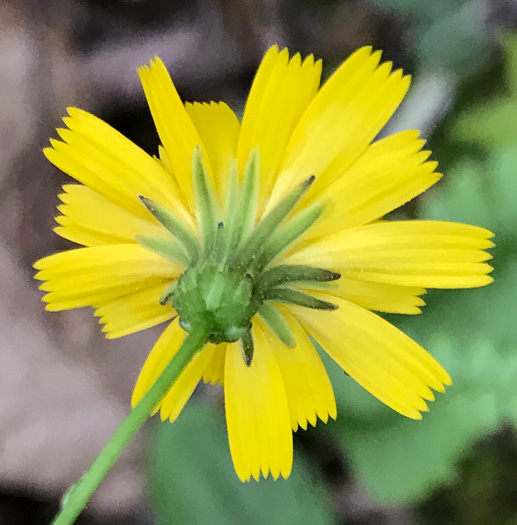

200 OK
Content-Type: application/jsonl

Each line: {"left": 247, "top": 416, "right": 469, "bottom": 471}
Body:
{"left": 52, "top": 326, "right": 209, "bottom": 525}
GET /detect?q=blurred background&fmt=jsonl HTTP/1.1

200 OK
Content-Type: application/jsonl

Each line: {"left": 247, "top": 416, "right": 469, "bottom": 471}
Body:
{"left": 2, "top": 0, "right": 517, "bottom": 523}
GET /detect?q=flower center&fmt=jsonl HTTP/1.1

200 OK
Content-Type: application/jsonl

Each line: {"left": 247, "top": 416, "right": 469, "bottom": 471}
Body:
{"left": 138, "top": 147, "right": 340, "bottom": 365}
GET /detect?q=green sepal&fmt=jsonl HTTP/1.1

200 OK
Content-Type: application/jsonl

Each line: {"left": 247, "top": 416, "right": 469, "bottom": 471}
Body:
{"left": 227, "top": 149, "right": 260, "bottom": 260}
{"left": 257, "top": 264, "right": 341, "bottom": 291}
{"left": 264, "top": 287, "right": 338, "bottom": 310}
{"left": 203, "top": 270, "right": 227, "bottom": 312}
{"left": 237, "top": 148, "right": 260, "bottom": 240}
{"left": 192, "top": 146, "right": 220, "bottom": 252}
{"left": 138, "top": 196, "right": 199, "bottom": 263}
{"left": 240, "top": 330, "right": 254, "bottom": 366}
{"left": 222, "top": 160, "right": 241, "bottom": 262}
{"left": 208, "top": 222, "right": 226, "bottom": 267}
{"left": 233, "top": 175, "right": 315, "bottom": 269}
{"left": 253, "top": 202, "right": 324, "bottom": 271}
{"left": 135, "top": 235, "right": 190, "bottom": 267}
{"left": 159, "top": 281, "right": 178, "bottom": 306}
{"left": 258, "top": 302, "right": 296, "bottom": 348}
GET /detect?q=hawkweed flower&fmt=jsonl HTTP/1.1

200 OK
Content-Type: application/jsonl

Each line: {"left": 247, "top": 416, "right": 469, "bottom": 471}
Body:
{"left": 35, "top": 46, "right": 493, "bottom": 482}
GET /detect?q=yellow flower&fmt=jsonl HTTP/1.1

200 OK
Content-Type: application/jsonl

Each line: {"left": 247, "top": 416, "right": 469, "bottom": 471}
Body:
{"left": 34, "top": 46, "right": 493, "bottom": 482}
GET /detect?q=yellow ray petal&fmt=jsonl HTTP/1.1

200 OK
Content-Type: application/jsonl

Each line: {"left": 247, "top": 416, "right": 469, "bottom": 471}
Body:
{"left": 304, "top": 277, "right": 427, "bottom": 315}
{"left": 307, "top": 131, "right": 441, "bottom": 238}
{"left": 55, "top": 184, "right": 166, "bottom": 246}
{"left": 202, "top": 343, "right": 227, "bottom": 386}
{"left": 290, "top": 295, "right": 452, "bottom": 419}
{"left": 185, "top": 102, "right": 240, "bottom": 204}
{"left": 131, "top": 318, "right": 214, "bottom": 422}
{"left": 286, "top": 221, "right": 494, "bottom": 289}
{"left": 138, "top": 57, "right": 213, "bottom": 212}
{"left": 268, "top": 47, "right": 410, "bottom": 212}
{"left": 257, "top": 312, "right": 336, "bottom": 431}
{"left": 94, "top": 283, "right": 175, "bottom": 339}
{"left": 53, "top": 225, "right": 116, "bottom": 247}
{"left": 237, "top": 46, "right": 322, "bottom": 214}
{"left": 34, "top": 244, "right": 180, "bottom": 310}
{"left": 131, "top": 318, "right": 184, "bottom": 407}
{"left": 224, "top": 328, "right": 292, "bottom": 481}
{"left": 44, "top": 108, "right": 192, "bottom": 228}
{"left": 160, "top": 346, "right": 215, "bottom": 423}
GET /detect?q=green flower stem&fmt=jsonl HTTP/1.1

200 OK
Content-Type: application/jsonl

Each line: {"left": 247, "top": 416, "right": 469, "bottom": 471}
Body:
{"left": 52, "top": 326, "right": 209, "bottom": 525}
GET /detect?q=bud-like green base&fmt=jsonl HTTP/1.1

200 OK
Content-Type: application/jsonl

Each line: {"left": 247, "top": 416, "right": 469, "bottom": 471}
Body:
{"left": 173, "top": 264, "right": 256, "bottom": 345}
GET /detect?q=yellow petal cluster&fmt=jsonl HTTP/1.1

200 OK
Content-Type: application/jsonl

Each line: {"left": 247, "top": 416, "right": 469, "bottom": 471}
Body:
{"left": 35, "top": 45, "right": 493, "bottom": 482}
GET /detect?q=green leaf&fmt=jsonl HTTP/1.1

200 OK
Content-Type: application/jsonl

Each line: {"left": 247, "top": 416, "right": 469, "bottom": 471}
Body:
{"left": 149, "top": 401, "right": 335, "bottom": 525}
{"left": 421, "top": 147, "right": 517, "bottom": 246}
{"left": 452, "top": 100, "right": 517, "bottom": 149}
{"left": 415, "top": 1, "right": 493, "bottom": 75}
{"left": 451, "top": 35, "right": 517, "bottom": 147}
{"left": 368, "top": 0, "right": 493, "bottom": 75}
{"left": 326, "top": 334, "right": 517, "bottom": 504}
{"left": 422, "top": 160, "right": 490, "bottom": 227}
{"left": 503, "top": 33, "right": 517, "bottom": 94}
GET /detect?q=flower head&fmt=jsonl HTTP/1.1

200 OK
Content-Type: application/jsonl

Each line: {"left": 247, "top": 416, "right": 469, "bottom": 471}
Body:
{"left": 35, "top": 46, "right": 493, "bottom": 482}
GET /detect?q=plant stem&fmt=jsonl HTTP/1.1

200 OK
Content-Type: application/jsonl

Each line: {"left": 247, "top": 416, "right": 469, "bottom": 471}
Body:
{"left": 52, "top": 326, "right": 209, "bottom": 525}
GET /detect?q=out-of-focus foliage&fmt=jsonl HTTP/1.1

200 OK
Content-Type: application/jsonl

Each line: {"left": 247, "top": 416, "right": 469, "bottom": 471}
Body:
{"left": 370, "top": 0, "right": 493, "bottom": 76}
{"left": 321, "top": 332, "right": 517, "bottom": 504}
{"left": 317, "top": 35, "right": 517, "bottom": 507}
{"left": 150, "top": 402, "right": 334, "bottom": 525}
{"left": 451, "top": 35, "right": 517, "bottom": 150}
{"left": 369, "top": 0, "right": 464, "bottom": 19}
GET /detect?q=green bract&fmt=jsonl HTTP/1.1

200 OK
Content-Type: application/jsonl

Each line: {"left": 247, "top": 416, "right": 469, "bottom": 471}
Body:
{"left": 138, "top": 147, "right": 340, "bottom": 365}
